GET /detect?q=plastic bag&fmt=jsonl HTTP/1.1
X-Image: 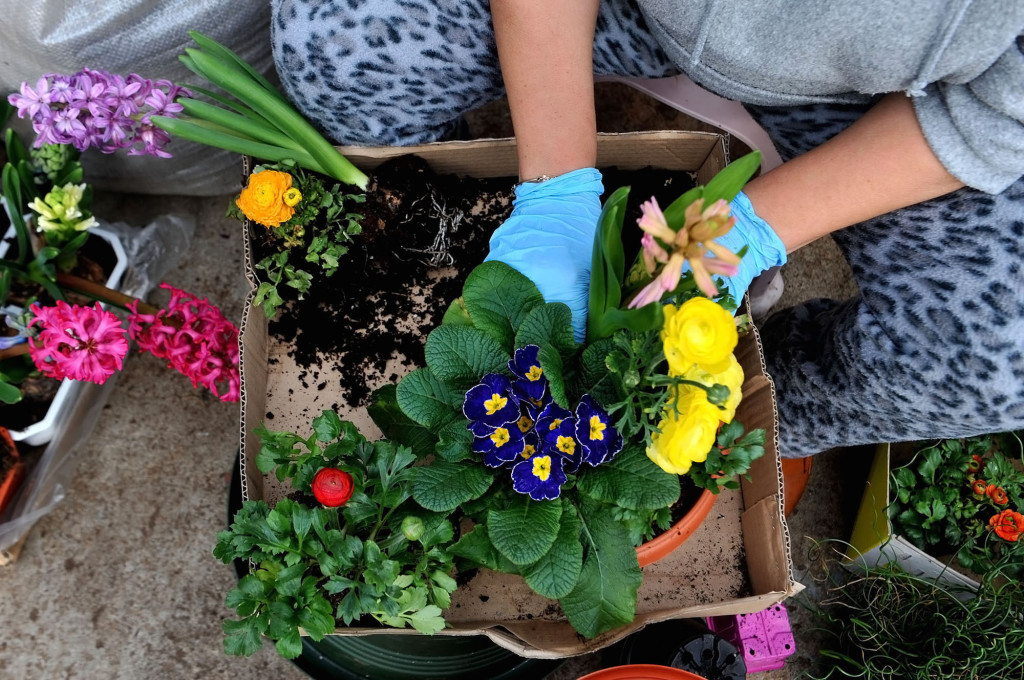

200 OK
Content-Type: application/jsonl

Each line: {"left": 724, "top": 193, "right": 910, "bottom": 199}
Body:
{"left": 0, "top": 213, "right": 195, "bottom": 561}
{"left": 0, "top": 1, "right": 273, "bottom": 196}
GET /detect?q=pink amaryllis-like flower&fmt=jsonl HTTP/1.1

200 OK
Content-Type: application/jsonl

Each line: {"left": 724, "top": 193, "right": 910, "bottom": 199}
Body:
{"left": 127, "top": 284, "right": 240, "bottom": 402}
{"left": 27, "top": 301, "right": 129, "bottom": 384}
{"left": 629, "top": 197, "right": 743, "bottom": 307}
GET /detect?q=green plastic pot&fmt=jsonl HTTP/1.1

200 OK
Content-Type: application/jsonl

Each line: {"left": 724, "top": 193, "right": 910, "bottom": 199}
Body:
{"left": 228, "top": 451, "right": 562, "bottom": 680}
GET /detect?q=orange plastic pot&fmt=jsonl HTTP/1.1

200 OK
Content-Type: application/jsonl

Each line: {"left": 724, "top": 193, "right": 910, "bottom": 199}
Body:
{"left": 579, "top": 664, "right": 706, "bottom": 680}
{"left": 635, "top": 489, "right": 717, "bottom": 568}
{"left": 0, "top": 427, "right": 25, "bottom": 517}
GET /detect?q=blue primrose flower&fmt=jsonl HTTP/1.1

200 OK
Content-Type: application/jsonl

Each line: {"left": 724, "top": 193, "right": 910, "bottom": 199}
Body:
{"left": 463, "top": 373, "right": 521, "bottom": 432}
{"left": 511, "top": 452, "right": 567, "bottom": 501}
{"left": 542, "top": 416, "right": 583, "bottom": 474}
{"left": 574, "top": 394, "right": 624, "bottom": 467}
{"left": 473, "top": 423, "right": 526, "bottom": 467}
{"left": 508, "top": 345, "right": 548, "bottom": 402}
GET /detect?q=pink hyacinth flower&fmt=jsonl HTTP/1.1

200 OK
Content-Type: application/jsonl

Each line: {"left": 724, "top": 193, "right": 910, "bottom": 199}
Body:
{"left": 127, "top": 284, "right": 240, "bottom": 402}
{"left": 27, "top": 301, "right": 129, "bottom": 384}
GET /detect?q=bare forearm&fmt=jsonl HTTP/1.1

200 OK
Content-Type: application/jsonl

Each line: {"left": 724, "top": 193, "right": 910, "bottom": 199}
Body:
{"left": 744, "top": 93, "right": 964, "bottom": 253}
{"left": 491, "top": 0, "right": 599, "bottom": 180}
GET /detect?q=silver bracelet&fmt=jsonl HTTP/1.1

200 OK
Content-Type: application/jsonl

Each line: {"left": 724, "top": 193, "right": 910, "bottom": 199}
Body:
{"left": 514, "top": 174, "right": 553, "bottom": 189}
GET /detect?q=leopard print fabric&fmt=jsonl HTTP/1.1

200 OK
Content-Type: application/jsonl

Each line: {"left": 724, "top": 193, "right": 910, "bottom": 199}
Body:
{"left": 272, "top": 0, "right": 1024, "bottom": 457}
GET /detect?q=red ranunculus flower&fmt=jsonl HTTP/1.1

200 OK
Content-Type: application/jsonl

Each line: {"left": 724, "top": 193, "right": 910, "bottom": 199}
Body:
{"left": 988, "top": 486, "right": 1010, "bottom": 506}
{"left": 989, "top": 509, "right": 1024, "bottom": 542}
{"left": 972, "top": 479, "right": 988, "bottom": 496}
{"left": 311, "top": 468, "right": 354, "bottom": 507}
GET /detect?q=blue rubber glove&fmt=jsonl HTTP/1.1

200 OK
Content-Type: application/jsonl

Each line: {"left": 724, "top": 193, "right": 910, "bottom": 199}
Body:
{"left": 712, "top": 190, "right": 788, "bottom": 303}
{"left": 485, "top": 168, "right": 604, "bottom": 342}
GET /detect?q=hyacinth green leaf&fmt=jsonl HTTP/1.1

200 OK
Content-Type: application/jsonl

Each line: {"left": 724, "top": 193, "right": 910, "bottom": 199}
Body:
{"left": 487, "top": 495, "right": 563, "bottom": 566}
{"left": 412, "top": 461, "right": 493, "bottom": 512}
{"left": 522, "top": 503, "right": 583, "bottom": 599}
{"left": 560, "top": 506, "right": 642, "bottom": 639}
{"left": 441, "top": 297, "right": 474, "bottom": 326}
{"left": 396, "top": 368, "right": 461, "bottom": 431}
{"left": 177, "top": 98, "right": 304, "bottom": 152}
{"left": 188, "top": 31, "right": 289, "bottom": 103}
{"left": 424, "top": 324, "right": 510, "bottom": 388}
{"left": 587, "top": 187, "right": 629, "bottom": 343}
{"left": 367, "top": 384, "right": 437, "bottom": 459}
{"left": 461, "top": 261, "right": 545, "bottom": 352}
{"left": 701, "top": 150, "right": 762, "bottom": 207}
{"left": 513, "top": 302, "right": 577, "bottom": 356}
{"left": 538, "top": 344, "right": 569, "bottom": 409}
{"left": 662, "top": 186, "right": 704, "bottom": 229}
{"left": 576, "top": 445, "right": 681, "bottom": 510}
{"left": 590, "top": 303, "right": 664, "bottom": 340}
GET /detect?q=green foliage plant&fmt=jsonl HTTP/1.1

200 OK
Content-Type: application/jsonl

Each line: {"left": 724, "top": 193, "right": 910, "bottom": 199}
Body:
{"left": 809, "top": 553, "right": 1024, "bottom": 679}
{"left": 891, "top": 432, "right": 1024, "bottom": 579}
{"left": 214, "top": 410, "right": 459, "bottom": 659}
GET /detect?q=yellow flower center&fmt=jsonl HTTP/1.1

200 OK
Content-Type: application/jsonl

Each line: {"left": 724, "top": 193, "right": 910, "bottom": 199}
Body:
{"left": 526, "top": 365, "right": 543, "bottom": 381}
{"left": 589, "top": 415, "right": 606, "bottom": 441}
{"left": 557, "top": 436, "right": 575, "bottom": 456}
{"left": 283, "top": 187, "right": 302, "bottom": 206}
{"left": 532, "top": 456, "right": 552, "bottom": 481}
{"left": 517, "top": 415, "right": 533, "bottom": 433}
{"left": 549, "top": 418, "right": 562, "bottom": 431}
{"left": 484, "top": 393, "right": 507, "bottom": 415}
{"left": 490, "top": 428, "right": 510, "bottom": 447}
{"left": 521, "top": 444, "right": 535, "bottom": 459}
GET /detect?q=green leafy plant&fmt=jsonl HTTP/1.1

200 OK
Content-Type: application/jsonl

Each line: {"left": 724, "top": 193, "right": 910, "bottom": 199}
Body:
{"left": 808, "top": 552, "right": 1024, "bottom": 679}
{"left": 891, "top": 433, "right": 1024, "bottom": 579}
{"left": 215, "top": 410, "right": 458, "bottom": 659}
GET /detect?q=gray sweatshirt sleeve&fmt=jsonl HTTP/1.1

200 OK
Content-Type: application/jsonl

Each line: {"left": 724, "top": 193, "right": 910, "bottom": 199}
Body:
{"left": 913, "top": 35, "right": 1024, "bottom": 195}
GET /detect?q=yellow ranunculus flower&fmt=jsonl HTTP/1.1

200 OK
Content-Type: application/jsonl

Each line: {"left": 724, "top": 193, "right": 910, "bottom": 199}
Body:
{"left": 235, "top": 169, "right": 296, "bottom": 228}
{"left": 682, "top": 353, "right": 744, "bottom": 424}
{"left": 646, "top": 387, "right": 721, "bottom": 475}
{"left": 662, "top": 297, "right": 737, "bottom": 375}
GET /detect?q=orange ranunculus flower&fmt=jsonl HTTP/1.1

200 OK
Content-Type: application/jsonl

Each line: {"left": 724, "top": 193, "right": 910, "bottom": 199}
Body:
{"left": 972, "top": 479, "right": 988, "bottom": 496}
{"left": 988, "top": 485, "right": 1010, "bottom": 506}
{"left": 236, "top": 169, "right": 297, "bottom": 227}
{"left": 989, "top": 509, "right": 1024, "bottom": 542}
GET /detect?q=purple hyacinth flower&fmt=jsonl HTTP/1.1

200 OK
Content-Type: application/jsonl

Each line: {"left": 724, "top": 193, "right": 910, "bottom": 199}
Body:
{"left": 463, "top": 373, "right": 521, "bottom": 430}
{"left": 508, "top": 345, "right": 548, "bottom": 402}
{"left": 9, "top": 77, "right": 53, "bottom": 119}
{"left": 511, "top": 453, "right": 567, "bottom": 501}
{"left": 542, "top": 416, "right": 583, "bottom": 473}
{"left": 574, "top": 394, "right": 624, "bottom": 467}
{"left": 472, "top": 423, "right": 526, "bottom": 467}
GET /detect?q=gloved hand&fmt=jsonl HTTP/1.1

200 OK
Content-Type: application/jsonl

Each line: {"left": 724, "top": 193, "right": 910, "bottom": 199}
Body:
{"left": 485, "top": 168, "right": 603, "bottom": 342}
{"left": 712, "top": 190, "right": 788, "bottom": 303}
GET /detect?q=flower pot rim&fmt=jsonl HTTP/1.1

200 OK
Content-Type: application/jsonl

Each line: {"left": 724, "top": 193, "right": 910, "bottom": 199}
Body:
{"left": 577, "top": 663, "right": 708, "bottom": 680}
{"left": 0, "top": 222, "right": 128, "bottom": 445}
{"left": 636, "top": 488, "right": 717, "bottom": 568}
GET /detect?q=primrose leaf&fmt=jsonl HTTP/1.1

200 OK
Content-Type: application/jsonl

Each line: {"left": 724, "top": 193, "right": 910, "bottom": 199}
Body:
{"left": 396, "top": 368, "right": 461, "bottom": 431}
{"left": 538, "top": 345, "right": 568, "bottom": 408}
{"left": 487, "top": 495, "right": 563, "bottom": 566}
{"left": 434, "top": 420, "right": 474, "bottom": 463}
{"left": 462, "top": 261, "right": 545, "bottom": 352}
{"left": 450, "top": 524, "right": 503, "bottom": 571}
{"left": 412, "top": 461, "right": 494, "bottom": 512}
{"left": 368, "top": 384, "right": 437, "bottom": 459}
{"left": 424, "top": 324, "right": 510, "bottom": 389}
{"left": 576, "top": 445, "right": 681, "bottom": 510}
{"left": 522, "top": 503, "right": 584, "bottom": 599}
{"left": 514, "top": 302, "right": 577, "bottom": 356}
{"left": 559, "top": 505, "right": 642, "bottom": 639}
{"left": 441, "top": 297, "right": 474, "bottom": 326}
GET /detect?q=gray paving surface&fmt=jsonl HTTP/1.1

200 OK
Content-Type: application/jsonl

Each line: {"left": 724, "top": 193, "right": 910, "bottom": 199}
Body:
{"left": 0, "top": 85, "right": 864, "bottom": 679}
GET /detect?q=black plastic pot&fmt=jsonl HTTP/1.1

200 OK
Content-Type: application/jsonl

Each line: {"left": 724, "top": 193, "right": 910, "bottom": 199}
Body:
{"left": 227, "top": 452, "right": 562, "bottom": 680}
{"left": 610, "top": 619, "right": 746, "bottom": 680}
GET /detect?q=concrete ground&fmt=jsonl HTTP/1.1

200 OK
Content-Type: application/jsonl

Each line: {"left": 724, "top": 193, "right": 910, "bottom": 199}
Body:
{"left": 0, "top": 84, "right": 868, "bottom": 679}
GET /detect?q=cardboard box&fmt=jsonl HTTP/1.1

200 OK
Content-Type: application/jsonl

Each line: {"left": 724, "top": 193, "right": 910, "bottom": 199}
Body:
{"left": 846, "top": 442, "right": 980, "bottom": 590}
{"left": 237, "top": 131, "right": 800, "bottom": 658}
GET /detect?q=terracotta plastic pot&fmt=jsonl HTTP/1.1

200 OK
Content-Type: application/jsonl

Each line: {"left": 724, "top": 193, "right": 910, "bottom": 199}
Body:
{"left": 0, "top": 426, "right": 25, "bottom": 516}
{"left": 578, "top": 664, "right": 707, "bottom": 680}
{"left": 636, "top": 489, "right": 717, "bottom": 567}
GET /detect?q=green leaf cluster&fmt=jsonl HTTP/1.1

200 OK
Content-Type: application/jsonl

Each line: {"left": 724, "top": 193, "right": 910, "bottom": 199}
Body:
{"left": 890, "top": 433, "right": 1024, "bottom": 579}
{"left": 217, "top": 410, "right": 459, "bottom": 658}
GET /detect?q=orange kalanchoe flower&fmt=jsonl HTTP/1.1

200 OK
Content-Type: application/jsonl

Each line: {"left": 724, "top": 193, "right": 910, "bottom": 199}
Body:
{"left": 989, "top": 508, "right": 1024, "bottom": 542}
{"left": 987, "top": 485, "right": 1010, "bottom": 505}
